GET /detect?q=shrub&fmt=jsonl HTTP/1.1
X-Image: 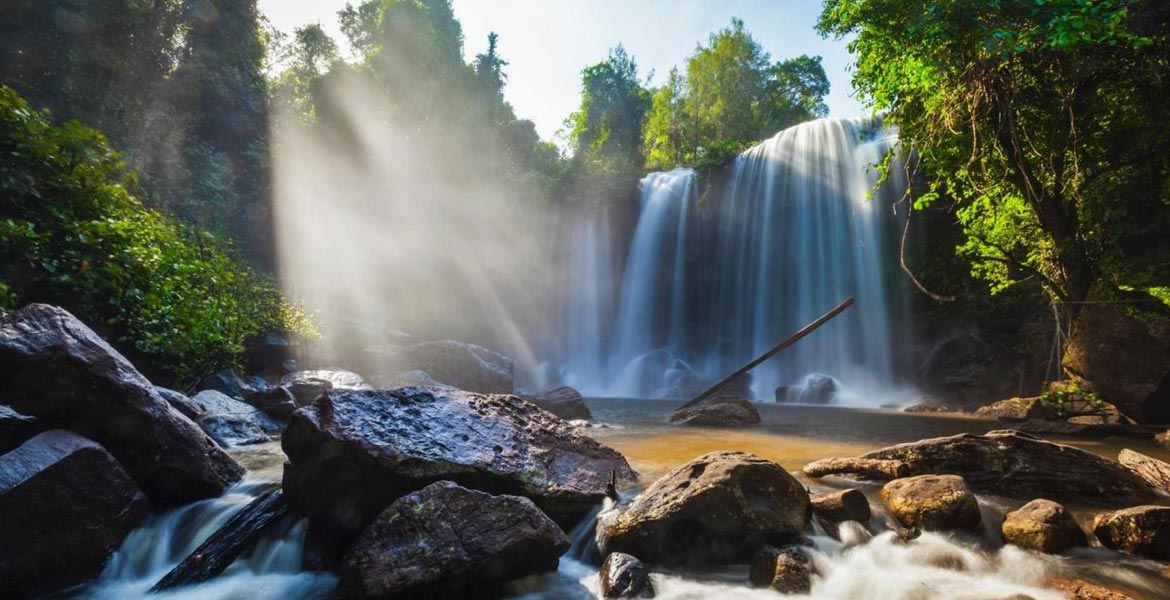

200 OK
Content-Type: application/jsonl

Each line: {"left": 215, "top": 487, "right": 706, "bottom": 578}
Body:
{"left": 0, "top": 86, "right": 315, "bottom": 381}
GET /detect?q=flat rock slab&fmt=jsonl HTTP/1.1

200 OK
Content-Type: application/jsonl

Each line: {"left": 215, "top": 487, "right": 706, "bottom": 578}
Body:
{"left": 669, "top": 396, "right": 760, "bottom": 427}
{"left": 283, "top": 387, "right": 636, "bottom": 538}
{"left": 522, "top": 386, "right": 592, "bottom": 421}
{"left": 807, "top": 430, "right": 1153, "bottom": 504}
{"left": 0, "top": 430, "right": 148, "bottom": 597}
{"left": 338, "top": 481, "right": 569, "bottom": 599}
{"left": 0, "top": 304, "right": 242, "bottom": 505}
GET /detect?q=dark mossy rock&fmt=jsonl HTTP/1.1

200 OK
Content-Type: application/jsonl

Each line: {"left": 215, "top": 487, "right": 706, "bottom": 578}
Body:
{"left": 596, "top": 451, "right": 809, "bottom": 566}
{"left": 243, "top": 386, "right": 298, "bottom": 423}
{"left": 0, "top": 405, "right": 41, "bottom": 454}
{"left": 880, "top": 474, "right": 981, "bottom": 532}
{"left": 283, "top": 387, "right": 635, "bottom": 542}
{"left": 522, "top": 386, "right": 592, "bottom": 421}
{"left": 337, "top": 481, "right": 568, "bottom": 599}
{"left": 811, "top": 488, "right": 871, "bottom": 524}
{"left": 0, "top": 304, "right": 243, "bottom": 505}
{"left": 364, "top": 340, "right": 513, "bottom": 393}
{"left": 750, "top": 545, "right": 813, "bottom": 594}
{"left": 669, "top": 396, "right": 760, "bottom": 427}
{"left": 0, "top": 430, "right": 149, "bottom": 598}
{"left": 1093, "top": 505, "right": 1170, "bottom": 560}
{"left": 196, "top": 369, "right": 262, "bottom": 401}
{"left": 600, "top": 552, "right": 655, "bottom": 598}
{"left": 1001, "top": 499, "right": 1086, "bottom": 553}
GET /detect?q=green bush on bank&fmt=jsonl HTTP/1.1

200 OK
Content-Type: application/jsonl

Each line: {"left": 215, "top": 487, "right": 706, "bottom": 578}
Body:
{"left": 0, "top": 86, "right": 315, "bottom": 381}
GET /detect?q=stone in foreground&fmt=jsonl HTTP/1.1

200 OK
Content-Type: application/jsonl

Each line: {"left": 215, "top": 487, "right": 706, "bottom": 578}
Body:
{"left": 669, "top": 396, "right": 761, "bottom": 427}
{"left": 600, "top": 552, "right": 655, "bottom": 598}
{"left": 1092, "top": 505, "right": 1170, "bottom": 560}
{"left": 283, "top": 387, "right": 635, "bottom": 538}
{"left": 338, "top": 481, "right": 569, "bottom": 599}
{"left": 1001, "top": 499, "right": 1086, "bottom": 553}
{"left": 0, "top": 430, "right": 148, "bottom": 597}
{"left": 880, "top": 474, "right": 981, "bottom": 532}
{"left": 0, "top": 304, "right": 243, "bottom": 505}
{"left": 808, "top": 430, "right": 1152, "bottom": 503}
{"left": 596, "top": 451, "right": 810, "bottom": 566}
{"left": 523, "top": 386, "right": 592, "bottom": 421}
{"left": 749, "top": 546, "right": 813, "bottom": 594}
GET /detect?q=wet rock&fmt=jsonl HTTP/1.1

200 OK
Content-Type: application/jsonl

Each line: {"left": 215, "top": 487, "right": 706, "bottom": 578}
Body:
{"left": 1093, "top": 505, "right": 1170, "bottom": 560}
{"left": 902, "top": 403, "right": 958, "bottom": 414}
{"left": 364, "top": 340, "right": 513, "bottom": 393}
{"left": 0, "top": 405, "right": 40, "bottom": 454}
{"left": 880, "top": 474, "right": 981, "bottom": 531}
{"left": 669, "top": 396, "right": 760, "bottom": 427}
{"left": 918, "top": 330, "right": 1025, "bottom": 408}
{"left": 196, "top": 369, "right": 262, "bottom": 401}
{"left": 749, "top": 546, "right": 812, "bottom": 594}
{"left": 0, "top": 304, "right": 243, "bottom": 505}
{"left": 798, "top": 374, "right": 837, "bottom": 404}
{"left": 243, "top": 386, "right": 298, "bottom": 423}
{"left": 974, "top": 397, "right": 1059, "bottom": 421}
{"left": 281, "top": 369, "right": 369, "bottom": 390}
{"left": 1048, "top": 577, "right": 1138, "bottom": 600}
{"left": 600, "top": 552, "right": 655, "bottom": 598}
{"left": 284, "top": 378, "right": 334, "bottom": 407}
{"left": 283, "top": 387, "right": 635, "bottom": 540}
{"left": 809, "top": 430, "right": 1153, "bottom": 503}
{"left": 1001, "top": 499, "right": 1086, "bottom": 553}
{"left": 190, "top": 390, "right": 276, "bottom": 446}
{"left": 810, "top": 488, "right": 871, "bottom": 524}
{"left": 372, "top": 369, "right": 445, "bottom": 389}
{"left": 0, "top": 430, "right": 149, "bottom": 597}
{"left": 522, "top": 386, "right": 592, "bottom": 421}
{"left": 337, "top": 481, "right": 569, "bottom": 599}
{"left": 596, "top": 451, "right": 810, "bottom": 566}
{"left": 804, "top": 457, "right": 910, "bottom": 480}
{"left": 1118, "top": 449, "right": 1170, "bottom": 494}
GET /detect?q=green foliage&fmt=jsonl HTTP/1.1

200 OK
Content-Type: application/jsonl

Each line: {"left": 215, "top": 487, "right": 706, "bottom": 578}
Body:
{"left": 0, "top": 87, "right": 315, "bottom": 381}
{"left": 643, "top": 19, "right": 830, "bottom": 170}
{"left": 819, "top": 0, "right": 1170, "bottom": 302}
{"left": 1039, "top": 381, "right": 1104, "bottom": 412}
{"left": 565, "top": 46, "right": 651, "bottom": 174}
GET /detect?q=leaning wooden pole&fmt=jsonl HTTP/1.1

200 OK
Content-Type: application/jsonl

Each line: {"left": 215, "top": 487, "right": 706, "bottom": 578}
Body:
{"left": 676, "top": 297, "right": 856, "bottom": 411}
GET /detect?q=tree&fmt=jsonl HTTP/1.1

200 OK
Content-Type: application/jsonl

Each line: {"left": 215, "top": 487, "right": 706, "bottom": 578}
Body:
{"left": 566, "top": 46, "right": 651, "bottom": 173}
{"left": 270, "top": 24, "right": 341, "bottom": 123}
{"left": 819, "top": 0, "right": 1170, "bottom": 304}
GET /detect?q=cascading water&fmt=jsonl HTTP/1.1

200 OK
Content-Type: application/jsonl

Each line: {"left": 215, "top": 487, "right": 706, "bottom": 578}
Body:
{"left": 560, "top": 116, "right": 910, "bottom": 403}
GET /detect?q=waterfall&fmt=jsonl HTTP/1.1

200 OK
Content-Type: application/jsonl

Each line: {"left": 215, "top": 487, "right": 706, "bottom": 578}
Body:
{"left": 562, "top": 116, "right": 909, "bottom": 403}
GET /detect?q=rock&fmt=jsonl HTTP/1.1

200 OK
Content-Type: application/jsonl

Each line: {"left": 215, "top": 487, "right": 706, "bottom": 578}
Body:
{"left": 190, "top": 390, "right": 275, "bottom": 447}
{"left": 810, "top": 488, "right": 871, "bottom": 523}
{"left": 337, "top": 481, "right": 569, "bottom": 599}
{"left": 243, "top": 386, "right": 298, "bottom": 423}
{"left": 1093, "top": 505, "right": 1170, "bottom": 559}
{"left": 902, "top": 403, "right": 957, "bottom": 414}
{"left": 977, "top": 394, "right": 1141, "bottom": 437}
{"left": 283, "top": 387, "right": 635, "bottom": 540}
{"left": 156, "top": 387, "right": 201, "bottom": 420}
{"left": 522, "top": 386, "right": 592, "bottom": 421}
{"left": 749, "top": 546, "right": 812, "bottom": 594}
{"left": 796, "top": 373, "right": 837, "bottom": 404}
{"left": 1063, "top": 287, "right": 1170, "bottom": 422}
{"left": 600, "top": 552, "right": 655, "bottom": 598}
{"left": 0, "top": 430, "right": 149, "bottom": 597}
{"left": 0, "top": 405, "right": 40, "bottom": 454}
{"left": 372, "top": 369, "right": 445, "bottom": 389}
{"left": 196, "top": 369, "right": 262, "bottom": 401}
{"left": 804, "top": 457, "right": 910, "bottom": 480}
{"left": 880, "top": 475, "right": 981, "bottom": 531}
{"left": 281, "top": 369, "right": 369, "bottom": 390}
{"left": 1048, "top": 577, "right": 1138, "bottom": 600}
{"left": 0, "top": 304, "right": 243, "bottom": 505}
{"left": 284, "top": 378, "right": 334, "bottom": 407}
{"left": 807, "top": 430, "right": 1153, "bottom": 503}
{"left": 974, "top": 397, "right": 1059, "bottom": 421}
{"left": 669, "top": 396, "right": 760, "bottom": 427}
{"left": 1119, "top": 449, "right": 1170, "bottom": 494}
{"left": 245, "top": 330, "right": 298, "bottom": 375}
{"left": 1001, "top": 499, "right": 1086, "bottom": 553}
{"left": 918, "top": 330, "right": 1025, "bottom": 408}
{"left": 364, "top": 340, "right": 513, "bottom": 393}
{"left": 596, "top": 452, "right": 810, "bottom": 566}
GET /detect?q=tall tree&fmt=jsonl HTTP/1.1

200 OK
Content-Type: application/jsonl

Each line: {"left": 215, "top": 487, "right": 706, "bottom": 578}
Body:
{"left": 566, "top": 46, "right": 651, "bottom": 173}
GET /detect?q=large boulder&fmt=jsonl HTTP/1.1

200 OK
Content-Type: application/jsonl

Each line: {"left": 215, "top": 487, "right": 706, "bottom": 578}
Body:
{"left": 364, "top": 340, "right": 513, "bottom": 393}
{"left": 1118, "top": 449, "right": 1170, "bottom": 494}
{"left": 596, "top": 452, "right": 810, "bottom": 566}
{"left": 1063, "top": 289, "right": 1170, "bottom": 422}
{"left": 0, "top": 304, "right": 243, "bottom": 505}
{"left": 0, "top": 430, "right": 149, "bottom": 597}
{"left": 337, "top": 481, "right": 569, "bottom": 599}
{"left": 1092, "top": 506, "right": 1170, "bottom": 560}
{"left": 283, "top": 387, "right": 635, "bottom": 539}
{"left": 917, "top": 330, "right": 1027, "bottom": 408}
{"left": 669, "top": 396, "right": 760, "bottom": 427}
{"left": 600, "top": 552, "right": 655, "bottom": 599}
{"left": 1001, "top": 499, "right": 1086, "bottom": 553}
{"left": 195, "top": 369, "right": 262, "bottom": 402}
{"left": 522, "top": 386, "right": 592, "bottom": 421}
{"left": 0, "top": 405, "right": 41, "bottom": 454}
{"left": 805, "top": 430, "right": 1154, "bottom": 503}
{"left": 881, "top": 475, "right": 981, "bottom": 532}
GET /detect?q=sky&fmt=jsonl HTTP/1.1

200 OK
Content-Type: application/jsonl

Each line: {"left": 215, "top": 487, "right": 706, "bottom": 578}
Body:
{"left": 258, "top": 0, "right": 867, "bottom": 142}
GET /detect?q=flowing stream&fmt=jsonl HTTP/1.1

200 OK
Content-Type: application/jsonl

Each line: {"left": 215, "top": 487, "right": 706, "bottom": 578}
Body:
{"left": 556, "top": 117, "right": 911, "bottom": 404}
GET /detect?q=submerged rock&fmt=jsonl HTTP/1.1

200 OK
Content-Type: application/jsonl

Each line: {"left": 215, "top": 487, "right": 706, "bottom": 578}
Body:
{"left": 600, "top": 552, "right": 655, "bottom": 598}
{"left": 1093, "top": 505, "right": 1170, "bottom": 560}
{"left": 0, "top": 304, "right": 243, "bottom": 505}
{"left": 669, "top": 396, "right": 760, "bottom": 427}
{"left": 596, "top": 451, "right": 810, "bottom": 566}
{"left": 807, "top": 430, "right": 1153, "bottom": 503}
{"left": 364, "top": 340, "right": 513, "bottom": 393}
{"left": 522, "top": 386, "right": 592, "bottom": 421}
{"left": 1001, "top": 499, "right": 1086, "bottom": 553}
{"left": 283, "top": 387, "right": 635, "bottom": 540}
{"left": 749, "top": 546, "right": 812, "bottom": 594}
{"left": 338, "top": 481, "right": 569, "bottom": 599}
{"left": 880, "top": 474, "right": 981, "bottom": 532}
{"left": 0, "top": 430, "right": 149, "bottom": 598}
